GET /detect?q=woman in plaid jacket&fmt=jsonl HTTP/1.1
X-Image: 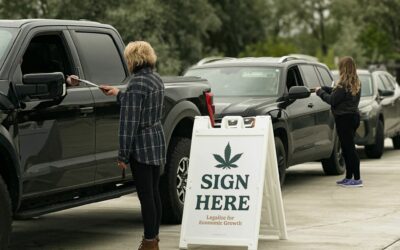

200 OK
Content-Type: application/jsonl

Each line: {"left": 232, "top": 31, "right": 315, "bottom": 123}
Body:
{"left": 101, "top": 41, "right": 166, "bottom": 250}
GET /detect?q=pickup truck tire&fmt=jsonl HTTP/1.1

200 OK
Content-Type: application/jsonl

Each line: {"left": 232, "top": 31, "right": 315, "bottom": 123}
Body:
{"left": 365, "top": 120, "right": 384, "bottom": 158}
{"left": 0, "top": 176, "right": 12, "bottom": 249}
{"left": 160, "top": 137, "right": 191, "bottom": 224}
{"left": 321, "top": 136, "right": 346, "bottom": 175}
{"left": 274, "top": 137, "right": 287, "bottom": 185}
{"left": 392, "top": 135, "right": 400, "bottom": 149}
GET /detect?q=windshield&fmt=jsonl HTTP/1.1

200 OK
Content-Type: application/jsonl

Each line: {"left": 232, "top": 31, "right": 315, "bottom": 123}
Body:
{"left": 185, "top": 67, "right": 281, "bottom": 97}
{"left": 0, "top": 28, "right": 18, "bottom": 69}
{"left": 332, "top": 73, "right": 373, "bottom": 97}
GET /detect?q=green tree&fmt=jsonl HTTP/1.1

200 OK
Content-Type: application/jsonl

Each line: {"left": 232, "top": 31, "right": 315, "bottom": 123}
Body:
{"left": 207, "top": 0, "right": 269, "bottom": 57}
{"left": 240, "top": 38, "right": 298, "bottom": 57}
{"left": 358, "top": 0, "right": 400, "bottom": 62}
{"left": 332, "top": 17, "right": 367, "bottom": 67}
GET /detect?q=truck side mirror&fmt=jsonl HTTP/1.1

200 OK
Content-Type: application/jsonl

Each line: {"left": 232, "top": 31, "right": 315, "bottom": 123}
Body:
{"left": 288, "top": 86, "right": 311, "bottom": 100}
{"left": 15, "top": 72, "right": 66, "bottom": 100}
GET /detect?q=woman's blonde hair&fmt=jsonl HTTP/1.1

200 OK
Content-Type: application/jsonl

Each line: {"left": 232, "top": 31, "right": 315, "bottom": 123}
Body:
{"left": 124, "top": 41, "right": 157, "bottom": 73}
{"left": 337, "top": 56, "right": 361, "bottom": 96}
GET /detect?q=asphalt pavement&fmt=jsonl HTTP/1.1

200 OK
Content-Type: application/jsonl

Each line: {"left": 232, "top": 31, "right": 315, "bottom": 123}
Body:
{"left": 9, "top": 139, "right": 400, "bottom": 250}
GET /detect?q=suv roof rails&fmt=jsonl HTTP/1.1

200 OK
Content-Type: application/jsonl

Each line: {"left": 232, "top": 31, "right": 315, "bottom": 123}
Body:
{"left": 278, "top": 56, "right": 300, "bottom": 63}
{"left": 287, "top": 54, "right": 319, "bottom": 62}
{"left": 196, "top": 56, "right": 235, "bottom": 66}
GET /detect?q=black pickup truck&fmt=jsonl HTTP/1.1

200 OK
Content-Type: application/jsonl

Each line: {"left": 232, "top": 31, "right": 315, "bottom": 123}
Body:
{"left": 0, "top": 19, "right": 213, "bottom": 248}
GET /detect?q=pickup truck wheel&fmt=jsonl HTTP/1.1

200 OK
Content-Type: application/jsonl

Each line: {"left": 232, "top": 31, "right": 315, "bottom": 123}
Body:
{"left": 160, "top": 137, "right": 191, "bottom": 224}
{"left": 392, "top": 135, "right": 400, "bottom": 149}
{"left": 274, "top": 137, "right": 287, "bottom": 185}
{"left": 0, "top": 176, "right": 12, "bottom": 249}
{"left": 321, "top": 136, "right": 346, "bottom": 175}
{"left": 365, "top": 120, "right": 384, "bottom": 158}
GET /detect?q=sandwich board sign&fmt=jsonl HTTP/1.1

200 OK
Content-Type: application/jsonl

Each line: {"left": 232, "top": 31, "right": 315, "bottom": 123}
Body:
{"left": 179, "top": 116, "right": 287, "bottom": 250}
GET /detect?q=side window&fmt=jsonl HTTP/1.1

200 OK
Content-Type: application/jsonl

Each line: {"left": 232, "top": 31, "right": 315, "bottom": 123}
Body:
{"left": 379, "top": 75, "right": 393, "bottom": 91}
{"left": 316, "top": 66, "right": 333, "bottom": 86}
{"left": 299, "top": 64, "right": 321, "bottom": 88}
{"left": 376, "top": 75, "right": 387, "bottom": 91}
{"left": 384, "top": 75, "right": 396, "bottom": 90}
{"left": 74, "top": 32, "right": 126, "bottom": 84}
{"left": 21, "top": 34, "right": 74, "bottom": 77}
{"left": 286, "top": 66, "right": 304, "bottom": 90}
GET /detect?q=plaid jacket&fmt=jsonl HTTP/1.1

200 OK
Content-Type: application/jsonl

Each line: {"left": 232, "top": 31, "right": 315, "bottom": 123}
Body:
{"left": 117, "top": 67, "right": 166, "bottom": 166}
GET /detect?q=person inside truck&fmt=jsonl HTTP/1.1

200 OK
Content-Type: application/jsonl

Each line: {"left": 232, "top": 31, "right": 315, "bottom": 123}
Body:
{"left": 21, "top": 35, "right": 79, "bottom": 87}
{"left": 100, "top": 41, "right": 166, "bottom": 250}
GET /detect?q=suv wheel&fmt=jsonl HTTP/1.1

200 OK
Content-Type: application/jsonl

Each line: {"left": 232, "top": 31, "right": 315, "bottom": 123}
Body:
{"left": 274, "top": 137, "right": 287, "bottom": 185}
{"left": 392, "top": 134, "right": 400, "bottom": 149}
{"left": 0, "top": 176, "right": 12, "bottom": 249}
{"left": 365, "top": 120, "right": 384, "bottom": 158}
{"left": 160, "top": 137, "right": 191, "bottom": 224}
{"left": 321, "top": 135, "right": 346, "bottom": 175}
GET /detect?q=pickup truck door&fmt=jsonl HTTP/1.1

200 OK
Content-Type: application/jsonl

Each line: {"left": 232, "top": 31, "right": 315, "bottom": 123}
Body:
{"left": 13, "top": 28, "right": 96, "bottom": 196}
{"left": 69, "top": 28, "right": 130, "bottom": 184}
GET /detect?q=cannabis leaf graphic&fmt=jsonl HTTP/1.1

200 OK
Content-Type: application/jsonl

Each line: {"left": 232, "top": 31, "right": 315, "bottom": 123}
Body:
{"left": 213, "top": 142, "right": 243, "bottom": 169}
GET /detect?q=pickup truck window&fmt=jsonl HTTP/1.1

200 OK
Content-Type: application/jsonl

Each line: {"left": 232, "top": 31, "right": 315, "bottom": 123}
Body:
{"left": 299, "top": 64, "right": 321, "bottom": 88}
{"left": 186, "top": 67, "right": 281, "bottom": 97}
{"left": 74, "top": 32, "right": 126, "bottom": 84}
{"left": 0, "top": 28, "right": 18, "bottom": 69}
{"left": 21, "top": 34, "right": 74, "bottom": 78}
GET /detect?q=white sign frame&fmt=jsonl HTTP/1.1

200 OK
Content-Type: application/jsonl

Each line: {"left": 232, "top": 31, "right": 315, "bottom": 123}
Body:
{"left": 179, "top": 116, "right": 287, "bottom": 250}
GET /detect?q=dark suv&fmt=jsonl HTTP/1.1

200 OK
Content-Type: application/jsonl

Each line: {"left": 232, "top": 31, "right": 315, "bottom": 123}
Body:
{"left": 332, "top": 70, "right": 400, "bottom": 158}
{"left": 185, "top": 56, "right": 345, "bottom": 184}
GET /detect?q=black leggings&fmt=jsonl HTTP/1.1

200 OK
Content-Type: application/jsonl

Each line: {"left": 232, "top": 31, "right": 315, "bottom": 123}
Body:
{"left": 335, "top": 114, "right": 361, "bottom": 180}
{"left": 130, "top": 159, "right": 162, "bottom": 239}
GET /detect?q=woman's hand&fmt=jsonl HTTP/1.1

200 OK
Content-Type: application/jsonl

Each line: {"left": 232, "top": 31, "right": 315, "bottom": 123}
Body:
{"left": 100, "top": 85, "right": 120, "bottom": 96}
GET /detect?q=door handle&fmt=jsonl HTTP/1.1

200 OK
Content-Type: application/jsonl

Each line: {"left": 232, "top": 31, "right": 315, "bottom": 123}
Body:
{"left": 308, "top": 103, "right": 314, "bottom": 108}
{"left": 80, "top": 107, "right": 94, "bottom": 114}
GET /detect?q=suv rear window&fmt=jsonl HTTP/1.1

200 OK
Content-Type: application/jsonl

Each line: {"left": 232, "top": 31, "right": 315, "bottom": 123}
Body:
{"left": 316, "top": 66, "right": 333, "bottom": 86}
{"left": 185, "top": 67, "right": 281, "bottom": 97}
{"left": 299, "top": 65, "right": 321, "bottom": 88}
{"left": 74, "top": 32, "right": 126, "bottom": 84}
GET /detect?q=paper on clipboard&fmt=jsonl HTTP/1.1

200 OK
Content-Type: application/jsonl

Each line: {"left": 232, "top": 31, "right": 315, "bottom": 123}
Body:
{"left": 78, "top": 78, "right": 100, "bottom": 88}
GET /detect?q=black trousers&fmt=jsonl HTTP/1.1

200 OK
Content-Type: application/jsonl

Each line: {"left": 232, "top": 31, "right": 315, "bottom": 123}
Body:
{"left": 130, "top": 159, "right": 162, "bottom": 239}
{"left": 335, "top": 114, "right": 361, "bottom": 180}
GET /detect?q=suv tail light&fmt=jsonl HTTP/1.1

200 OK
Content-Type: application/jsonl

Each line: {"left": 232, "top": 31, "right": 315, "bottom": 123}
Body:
{"left": 204, "top": 91, "right": 215, "bottom": 127}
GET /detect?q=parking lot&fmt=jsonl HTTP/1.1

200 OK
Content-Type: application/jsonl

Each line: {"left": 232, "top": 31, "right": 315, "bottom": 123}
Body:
{"left": 9, "top": 140, "right": 400, "bottom": 250}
